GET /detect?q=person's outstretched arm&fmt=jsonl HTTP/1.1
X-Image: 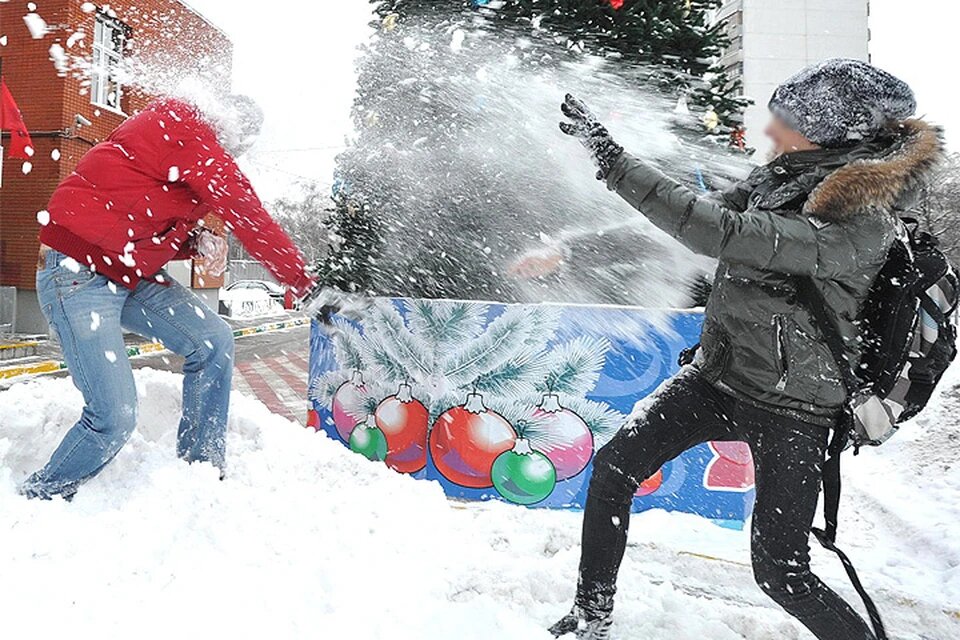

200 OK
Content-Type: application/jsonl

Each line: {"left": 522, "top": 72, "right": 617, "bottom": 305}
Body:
{"left": 166, "top": 109, "right": 314, "bottom": 294}
{"left": 559, "top": 94, "right": 863, "bottom": 279}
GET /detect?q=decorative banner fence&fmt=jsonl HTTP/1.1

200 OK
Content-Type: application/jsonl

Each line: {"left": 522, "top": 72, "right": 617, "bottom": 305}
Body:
{"left": 308, "top": 299, "right": 756, "bottom": 527}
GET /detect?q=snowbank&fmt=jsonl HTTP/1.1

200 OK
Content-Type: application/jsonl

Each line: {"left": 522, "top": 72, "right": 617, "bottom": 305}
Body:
{"left": 0, "top": 369, "right": 957, "bottom": 639}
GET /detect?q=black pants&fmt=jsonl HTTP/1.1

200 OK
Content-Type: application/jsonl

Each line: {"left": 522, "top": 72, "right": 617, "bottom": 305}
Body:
{"left": 577, "top": 369, "right": 875, "bottom": 640}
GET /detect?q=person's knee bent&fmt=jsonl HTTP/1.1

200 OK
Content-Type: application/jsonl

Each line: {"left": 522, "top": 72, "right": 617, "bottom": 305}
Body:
{"left": 211, "top": 319, "right": 235, "bottom": 360}
{"left": 194, "top": 319, "right": 235, "bottom": 367}
{"left": 587, "top": 437, "right": 641, "bottom": 506}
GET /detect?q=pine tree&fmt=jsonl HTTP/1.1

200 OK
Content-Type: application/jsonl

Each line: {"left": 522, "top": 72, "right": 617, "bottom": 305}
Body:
{"left": 484, "top": 0, "right": 747, "bottom": 139}
{"left": 314, "top": 196, "right": 384, "bottom": 294}
{"left": 323, "top": 0, "right": 747, "bottom": 302}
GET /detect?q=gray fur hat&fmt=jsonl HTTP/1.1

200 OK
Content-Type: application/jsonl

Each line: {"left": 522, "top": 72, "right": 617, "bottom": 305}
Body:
{"left": 768, "top": 58, "right": 917, "bottom": 148}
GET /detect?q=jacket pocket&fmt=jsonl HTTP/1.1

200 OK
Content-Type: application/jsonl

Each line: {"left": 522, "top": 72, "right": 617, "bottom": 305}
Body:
{"left": 773, "top": 314, "right": 789, "bottom": 391}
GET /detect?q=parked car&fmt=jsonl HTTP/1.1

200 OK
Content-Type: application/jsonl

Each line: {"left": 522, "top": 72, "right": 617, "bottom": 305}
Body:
{"left": 224, "top": 280, "right": 286, "bottom": 305}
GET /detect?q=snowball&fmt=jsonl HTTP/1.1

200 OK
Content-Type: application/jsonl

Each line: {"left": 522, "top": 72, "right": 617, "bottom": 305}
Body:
{"left": 104, "top": 350, "right": 117, "bottom": 363}
{"left": 51, "top": 149, "right": 61, "bottom": 161}
{"left": 167, "top": 166, "right": 180, "bottom": 182}
{"left": 81, "top": 2, "right": 97, "bottom": 13}
{"left": 90, "top": 312, "right": 101, "bottom": 331}
{"left": 23, "top": 13, "right": 47, "bottom": 40}
{"left": 49, "top": 44, "right": 68, "bottom": 74}
{"left": 21, "top": 162, "right": 32, "bottom": 175}
{"left": 36, "top": 210, "right": 50, "bottom": 226}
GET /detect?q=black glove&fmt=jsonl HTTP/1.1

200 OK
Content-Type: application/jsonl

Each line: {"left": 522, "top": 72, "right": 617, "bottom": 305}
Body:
{"left": 559, "top": 94, "right": 624, "bottom": 181}
{"left": 300, "top": 286, "right": 373, "bottom": 324}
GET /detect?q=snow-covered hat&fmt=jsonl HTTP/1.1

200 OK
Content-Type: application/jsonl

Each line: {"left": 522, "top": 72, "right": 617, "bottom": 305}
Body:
{"left": 768, "top": 58, "right": 917, "bottom": 148}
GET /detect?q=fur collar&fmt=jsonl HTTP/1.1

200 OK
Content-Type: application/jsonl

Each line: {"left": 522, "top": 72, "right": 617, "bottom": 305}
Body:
{"left": 804, "top": 119, "right": 945, "bottom": 221}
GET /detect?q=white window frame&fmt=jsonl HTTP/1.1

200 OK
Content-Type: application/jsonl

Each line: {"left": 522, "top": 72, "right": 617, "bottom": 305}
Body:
{"left": 91, "top": 13, "right": 128, "bottom": 113}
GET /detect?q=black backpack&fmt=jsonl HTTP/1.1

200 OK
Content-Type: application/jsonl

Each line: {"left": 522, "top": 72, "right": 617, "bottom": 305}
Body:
{"left": 796, "top": 217, "right": 959, "bottom": 640}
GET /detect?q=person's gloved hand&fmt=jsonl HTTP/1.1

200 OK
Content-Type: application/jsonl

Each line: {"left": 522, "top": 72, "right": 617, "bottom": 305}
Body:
{"left": 195, "top": 229, "right": 229, "bottom": 277}
{"left": 559, "top": 94, "right": 624, "bottom": 181}
{"left": 299, "top": 286, "right": 373, "bottom": 324}
{"left": 509, "top": 246, "right": 566, "bottom": 280}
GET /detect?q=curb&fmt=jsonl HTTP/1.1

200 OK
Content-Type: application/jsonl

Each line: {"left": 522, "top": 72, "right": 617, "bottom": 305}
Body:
{"left": 0, "top": 341, "right": 40, "bottom": 350}
{"left": 0, "top": 317, "right": 310, "bottom": 382}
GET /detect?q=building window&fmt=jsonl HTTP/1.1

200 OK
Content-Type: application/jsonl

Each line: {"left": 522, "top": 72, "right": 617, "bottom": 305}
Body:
{"left": 91, "top": 13, "right": 129, "bottom": 111}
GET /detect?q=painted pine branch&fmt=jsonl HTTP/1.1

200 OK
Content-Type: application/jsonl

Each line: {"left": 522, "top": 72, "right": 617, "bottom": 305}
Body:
{"left": 520, "top": 305, "right": 562, "bottom": 351}
{"left": 562, "top": 396, "right": 626, "bottom": 446}
{"left": 308, "top": 371, "right": 344, "bottom": 405}
{"left": 405, "top": 299, "right": 487, "bottom": 351}
{"left": 329, "top": 318, "right": 366, "bottom": 372}
{"left": 368, "top": 300, "right": 436, "bottom": 379}
{"left": 360, "top": 332, "right": 412, "bottom": 384}
{"left": 442, "top": 306, "right": 541, "bottom": 388}
{"left": 471, "top": 346, "right": 548, "bottom": 399}
{"left": 539, "top": 335, "right": 611, "bottom": 395}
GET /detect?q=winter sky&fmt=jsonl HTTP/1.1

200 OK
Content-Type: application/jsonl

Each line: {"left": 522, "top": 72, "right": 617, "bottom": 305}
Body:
{"left": 184, "top": 0, "right": 957, "bottom": 200}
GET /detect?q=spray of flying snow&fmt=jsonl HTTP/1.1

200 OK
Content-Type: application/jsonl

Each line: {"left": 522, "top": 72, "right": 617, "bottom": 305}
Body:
{"left": 340, "top": 18, "right": 754, "bottom": 308}
{"left": 35, "top": 10, "right": 245, "bottom": 152}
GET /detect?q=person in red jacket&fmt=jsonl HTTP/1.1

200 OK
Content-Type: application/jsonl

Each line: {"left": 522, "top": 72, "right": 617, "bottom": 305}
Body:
{"left": 21, "top": 95, "right": 314, "bottom": 500}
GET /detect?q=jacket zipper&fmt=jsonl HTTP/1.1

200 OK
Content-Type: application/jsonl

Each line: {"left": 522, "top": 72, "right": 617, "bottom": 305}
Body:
{"left": 774, "top": 315, "right": 789, "bottom": 391}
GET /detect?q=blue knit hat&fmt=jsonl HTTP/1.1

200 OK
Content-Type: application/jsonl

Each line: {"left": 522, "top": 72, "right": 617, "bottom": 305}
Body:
{"left": 769, "top": 59, "right": 917, "bottom": 148}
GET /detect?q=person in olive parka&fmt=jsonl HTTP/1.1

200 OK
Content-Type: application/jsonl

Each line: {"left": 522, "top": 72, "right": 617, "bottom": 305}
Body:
{"left": 550, "top": 59, "right": 945, "bottom": 640}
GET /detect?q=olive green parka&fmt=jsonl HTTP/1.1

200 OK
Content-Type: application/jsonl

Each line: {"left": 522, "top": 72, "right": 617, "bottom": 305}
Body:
{"left": 607, "top": 120, "right": 945, "bottom": 425}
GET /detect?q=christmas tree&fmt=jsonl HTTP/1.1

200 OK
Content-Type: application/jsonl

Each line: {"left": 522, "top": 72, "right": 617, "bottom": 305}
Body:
{"left": 484, "top": 0, "right": 747, "bottom": 140}
{"left": 323, "top": 0, "right": 747, "bottom": 303}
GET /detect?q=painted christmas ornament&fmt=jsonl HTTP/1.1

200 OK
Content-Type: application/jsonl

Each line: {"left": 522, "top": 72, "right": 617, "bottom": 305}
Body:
{"left": 429, "top": 392, "right": 517, "bottom": 489}
{"left": 711, "top": 442, "right": 753, "bottom": 465}
{"left": 635, "top": 468, "right": 664, "bottom": 497}
{"left": 349, "top": 418, "right": 388, "bottom": 462}
{"left": 374, "top": 383, "right": 430, "bottom": 474}
{"left": 531, "top": 394, "right": 594, "bottom": 481}
{"left": 332, "top": 370, "right": 367, "bottom": 442}
{"left": 492, "top": 439, "right": 557, "bottom": 506}
{"left": 705, "top": 442, "right": 755, "bottom": 490}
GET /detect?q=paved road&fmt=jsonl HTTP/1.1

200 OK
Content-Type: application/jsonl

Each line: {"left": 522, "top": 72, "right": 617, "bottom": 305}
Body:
{"left": 1, "top": 322, "right": 314, "bottom": 425}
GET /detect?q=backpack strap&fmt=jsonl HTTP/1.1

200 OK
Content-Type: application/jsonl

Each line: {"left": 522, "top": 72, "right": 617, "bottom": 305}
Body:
{"left": 794, "top": 277, "right": 859, "bottom": 394}
{"left": 793, "top": 276, "right": 888, "bottom": 640}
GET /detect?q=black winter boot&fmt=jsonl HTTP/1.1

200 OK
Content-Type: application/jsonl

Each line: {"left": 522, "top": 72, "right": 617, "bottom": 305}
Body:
{"left": 548, "top": 606, "right": 613, "bottom": 639}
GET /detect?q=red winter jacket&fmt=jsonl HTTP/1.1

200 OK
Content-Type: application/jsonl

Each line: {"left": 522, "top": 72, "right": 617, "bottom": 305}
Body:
{"left": 40, "top": 99, "right": 313, "bottom": 293}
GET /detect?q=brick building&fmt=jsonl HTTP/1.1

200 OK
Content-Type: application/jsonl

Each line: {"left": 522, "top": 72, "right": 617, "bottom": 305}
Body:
{"left": 0, "top": 0, "right": 232, "bottom": 333}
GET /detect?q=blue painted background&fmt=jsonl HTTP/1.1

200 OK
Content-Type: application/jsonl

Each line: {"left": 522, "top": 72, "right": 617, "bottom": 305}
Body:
{"left": 308, "top": 300, "right": 756, "bottom": 526}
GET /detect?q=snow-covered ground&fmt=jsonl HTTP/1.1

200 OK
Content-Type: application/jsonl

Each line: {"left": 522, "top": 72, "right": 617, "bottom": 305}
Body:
{"left": 0, "top": 367, "right": 957, "bottom": 639}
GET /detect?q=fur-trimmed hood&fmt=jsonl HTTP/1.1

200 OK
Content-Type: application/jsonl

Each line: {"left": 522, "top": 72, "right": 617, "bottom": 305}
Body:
{"left": 804, "top": 119, "right": 945, "bottom": 221}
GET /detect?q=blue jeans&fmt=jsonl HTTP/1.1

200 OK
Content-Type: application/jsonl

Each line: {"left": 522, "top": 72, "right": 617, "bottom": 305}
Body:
{"left": 22, "top": 250, "right": 235, "bottom": 499}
